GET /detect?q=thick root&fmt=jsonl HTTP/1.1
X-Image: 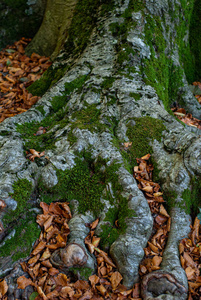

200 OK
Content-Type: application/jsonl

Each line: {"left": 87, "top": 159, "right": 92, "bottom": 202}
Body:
{"left": 141, "top": 271, "right": 187, "bottom": 300}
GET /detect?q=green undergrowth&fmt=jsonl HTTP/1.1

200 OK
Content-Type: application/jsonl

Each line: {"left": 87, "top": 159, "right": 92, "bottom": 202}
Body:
{"left": 3, "top": 178, "right": 33, "bottom": 226}
{"left": 0, "top": 212, "right": 40, "bottom": 261}
{"left": 122, "top": 116, "right": 166, "bottom": 171}
{"left": 38, "top": 151, "right": 135, "bottom": 248}
{"left": 17, "top": 75, "right": 89, "bottom": 151}
{"left": 189, "top": 0, "right": 201, "bottom": 81}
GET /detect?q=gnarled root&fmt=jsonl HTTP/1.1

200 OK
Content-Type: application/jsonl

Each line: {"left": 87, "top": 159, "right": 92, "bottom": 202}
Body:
{"left": 141, "top": 208, "right": 190, "bottom": 300}
{"left": 141, "top": 271, "right": 187, "bottom": 300}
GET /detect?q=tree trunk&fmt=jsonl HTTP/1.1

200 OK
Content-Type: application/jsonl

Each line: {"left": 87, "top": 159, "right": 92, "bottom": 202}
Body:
{"left": 0, "top": 0, "right": 201, "bottom": 299}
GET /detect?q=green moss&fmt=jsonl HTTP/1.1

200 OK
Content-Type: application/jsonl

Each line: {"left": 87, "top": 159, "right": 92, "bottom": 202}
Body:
{"left": 99, "top": 163, "right": 136, "bottom": 249}
{"left": 65, "top": 75, "right": 89, "bottom": 94}
{"left": 180, "top": 177, "right": 201, "bottom": 216}
{"left": 101, "top": 77, "right": 115, "bottom": 90}
{"left": 0, "top": 213, "right": 40, "bottom": 261}
{"left": 124, "top": 116, "right": 166, "bottom": 170}
{"left": 3, "top": 179, "right": 33, "bottom": 226}
{"left": 67, "top": 104, "right": 105, "bottom": 137}
{"left": 27, "top": 66, "right": 68, "bottom": 97}
{"left": 38, "top": 152, "right": 135, "bottom": 245}
{"left": 38, "top": 152, "right": 106, "bottom": 215}
{"left": 18, "top": 75, "right": 90, "bottom": 151}
{"left": 142, "top": 10, "right": 194, "bottom": 110}
{"left": 68, "top": 267, "right": 93, "bottom": 280}
{"left": 129, "top": 92, "right": 141, "bottom": 100}
{"left": 0, "top": 130, "right": 11, "bottom": 136}
{"left": 170, "top": 0, "right": 196, "bottom": 83}
{"left": 99, "top": 195, "right": 135, "bottom": 249}
{"left": 163, "top": 190, "right": 178, "bottom": 212}
{"left": 36, "top": 105, "right": 46, "bottom": 116}
{"left": 189, "top": 0, "right": 201, "bottom": 81}
{"left": 51, "top": 95, "right": 69, "bottom": 113}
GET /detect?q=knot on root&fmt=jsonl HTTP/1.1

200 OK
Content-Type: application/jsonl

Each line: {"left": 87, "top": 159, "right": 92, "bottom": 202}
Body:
{"left": 50, "top": 243, "right": 88, "bottom": 268}
{"left": 141, "top": 271, "right": 187, "bottom": 299}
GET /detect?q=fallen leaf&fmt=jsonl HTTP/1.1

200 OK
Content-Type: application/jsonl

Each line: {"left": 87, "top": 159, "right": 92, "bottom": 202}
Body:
{"left": 110, "top": 271, "right": 123, "bottom": 290}
{"left": 0, "top": 279, "right": 8, "bottom": 296}
{"left": 17, "top": 276, "right": 34, "bottom": 289}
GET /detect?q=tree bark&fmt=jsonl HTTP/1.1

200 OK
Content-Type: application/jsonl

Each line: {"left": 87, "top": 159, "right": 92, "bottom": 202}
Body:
{"left": 0, "top": 0, "right": 200, "bottom": 299}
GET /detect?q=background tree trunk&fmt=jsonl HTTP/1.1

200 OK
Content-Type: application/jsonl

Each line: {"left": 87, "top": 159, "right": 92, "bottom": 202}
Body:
{"left": 0, "top": 0, "right": 201, "bottom": 299}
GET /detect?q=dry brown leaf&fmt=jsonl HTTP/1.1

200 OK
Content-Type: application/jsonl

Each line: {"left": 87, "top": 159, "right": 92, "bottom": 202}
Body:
{"left": 17, "top": 276, "right": 33, "bottom": 289}
{"left": 141, "top": 153, "right": 151, "bottom": 160}
{"left": 96, "top": 284, "right": 107, "bottom": 296}
{"left": 89, "top": 274, "right": 100, "bottom": 287}
{"left": 159, "top": 204, "right": 169, "bottom": 218}
{"left": 37, "top": 286, "right": 47, "bottom": 300}
{"left": 152, "top": 255, "right": 162, "bottom": 267}
{"left": 147, "top": 241, "right": 159, "bottom": 254}
{"left": 0, "top": 279, "right": 8, "bottom": 296}
{"left": 32, "top": 241, "right": 46, "bottom": 255}
{"left": 91, "top": 218, "right": 99, "bottom": 230}
{"left": 40, "top": 248, "right": 51, "bottom": 261}
{"left": 185, "top": 266, "right": 196, "bottom": 280}
{"left": 124, "top": 142, "right": 132, "bottom": 148}
{"left": 74, "top": 280, "right": 90, "bottom": 290}
{"left": 110, "top": 271, "right": 123, "bottom": 290}
{"left": 28, "top": 254, "right": 40, "bottom": 266}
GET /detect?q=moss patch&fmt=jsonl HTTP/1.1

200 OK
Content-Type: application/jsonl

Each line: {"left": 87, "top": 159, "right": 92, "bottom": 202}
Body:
{"left": 189, "top": 0, "right": 201, "bottom": 81}
{"left": 3, "top": 179, "right": 33, "bottom": 226}
{"left": 18, "top": 75, "right": 90, "bottom": 151}
{"left": 38, "top": 152, "right": 135, "bottom": 248}
{"left": 27, "top": 66, "right": 68, "bottom": 96}
{"left": 124, "top": 116, "right": 166, "bottom": 170}
{"left": 0, "top": 213, "right": 40, "bottom": 261}
{"left": 181, "top": 177, "right": 201, "bottom": 216}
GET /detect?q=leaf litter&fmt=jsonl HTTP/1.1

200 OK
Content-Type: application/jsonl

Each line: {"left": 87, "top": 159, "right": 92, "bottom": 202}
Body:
{"left": 0, "top": 154, "right": 200, "bottom": 299}
{"left": 0, "top": 39, "right": 200, "bottom": 298}
{"left": 0, "top": 37, "right": 51, "bottom": 122}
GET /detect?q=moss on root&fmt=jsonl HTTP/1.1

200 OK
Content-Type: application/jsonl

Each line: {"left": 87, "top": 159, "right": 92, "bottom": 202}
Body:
{"left": 123, "top": 116, "right": 166, "bottom": 170}
{"left": 17, "top": 75, "right": 90, "bottom": 151}
{"left": 0, "top": 179, "right": 40, "bottom": 261}
{"left": 38, "top": 152, "right": 135, "bottom": 248}
{"left": 0, "top": 214, "right": 40, "bottom": 261}
{"left": 3, "top": 179, "right": 33, "bottom": 226}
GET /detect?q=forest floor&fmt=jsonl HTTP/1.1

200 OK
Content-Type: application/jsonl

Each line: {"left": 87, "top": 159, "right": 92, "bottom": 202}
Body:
{"left": 0, "top": 39, "right": 200, "bottom": 300}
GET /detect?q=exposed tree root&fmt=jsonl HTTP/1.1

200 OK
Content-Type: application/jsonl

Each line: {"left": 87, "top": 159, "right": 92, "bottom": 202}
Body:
{"left": 141, "top": 271, "right": 187, "bottom": 299}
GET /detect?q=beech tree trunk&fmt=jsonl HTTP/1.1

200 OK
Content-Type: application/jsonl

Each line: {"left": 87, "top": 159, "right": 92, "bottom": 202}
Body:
{"left": 0, "top": 0, "right": 201, "bottom": 299}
